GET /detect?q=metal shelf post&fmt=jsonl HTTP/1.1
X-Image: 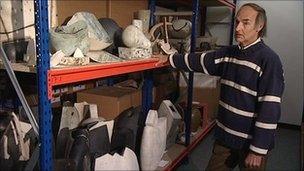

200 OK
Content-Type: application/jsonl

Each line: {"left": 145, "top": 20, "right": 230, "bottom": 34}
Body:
{"left": 34, "top": 0, "right": 52, "bottom": 170}
{"left": 142, "top": 71, "right": 153, "bottom": 115}
{"left": 149, "top": 0, "right": 156, "bottom": 27}
{"left": 141, "top": 0, "right": 156, "bottom": 116}
{"left": 185, "top": 0, "right": 200, "bottom": 146}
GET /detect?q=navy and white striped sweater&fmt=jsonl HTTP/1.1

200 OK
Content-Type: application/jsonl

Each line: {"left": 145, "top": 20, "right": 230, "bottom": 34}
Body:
{"left": 169, "top": 39, "right": 284, "bottom": 155}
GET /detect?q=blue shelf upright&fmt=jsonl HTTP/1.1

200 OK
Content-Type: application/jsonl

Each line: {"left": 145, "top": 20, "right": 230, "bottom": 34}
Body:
{"left": 142, "top": 0, "right": 156, "bottom": 117}
{"left": 34, "top": 0, "right": 53, "bottom": 170}
{"left": 185, "top": 0, "right": 200, "bottom": 146}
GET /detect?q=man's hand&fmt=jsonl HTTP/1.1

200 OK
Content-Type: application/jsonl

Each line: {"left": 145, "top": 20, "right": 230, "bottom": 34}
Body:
{"left": 154, "top": 54, "right": 170, "bottom": 67}
{"left": 244, "top": 152, "right": 263, "bottom": 168}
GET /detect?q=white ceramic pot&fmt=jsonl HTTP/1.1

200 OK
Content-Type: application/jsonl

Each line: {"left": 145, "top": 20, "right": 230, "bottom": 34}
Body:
{"left": 122, "top": 25, "right": 151, "bottom": 49}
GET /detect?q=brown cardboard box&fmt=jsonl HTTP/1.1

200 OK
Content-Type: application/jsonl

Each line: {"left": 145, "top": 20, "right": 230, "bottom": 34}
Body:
{"left": 180, "top": 86, "right": 220, "bottom": 121}
{"left": 68, "top": 82, "right": 95, "bottom": 94}
{"left": 77, "top": 86, "right": 141, "bottom": 120}
{"left": 153, "top": 82, "right": 177, "bottom": 108}
{"left": 115, "top": 86, "right": 142, "bottom": 108}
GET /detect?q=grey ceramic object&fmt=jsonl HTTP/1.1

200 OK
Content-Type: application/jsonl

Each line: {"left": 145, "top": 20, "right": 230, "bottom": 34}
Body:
{"left": 158, "top": 100, "right": 182, "bottom": 148}
{"left": 98, "top": 18, "right": 124, "bottom": 54}
{"left": 50, "top": 20, "right": 89, "bottom": 56}
{"left": 67, "top": 12, "right": 112, "bottom": 51}
{"left": 168, "top": 19, "right": 192, "bottom": 39}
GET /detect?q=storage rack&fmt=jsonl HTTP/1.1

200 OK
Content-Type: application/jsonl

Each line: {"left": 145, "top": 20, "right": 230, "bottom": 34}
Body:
{"left": 32, "top": 0, "right": 236, "bottom": 170}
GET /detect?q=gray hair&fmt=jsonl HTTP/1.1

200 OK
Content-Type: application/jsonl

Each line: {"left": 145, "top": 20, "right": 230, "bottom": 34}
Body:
{"left": 238, "top": 3, "right": 267, "bottom": 37}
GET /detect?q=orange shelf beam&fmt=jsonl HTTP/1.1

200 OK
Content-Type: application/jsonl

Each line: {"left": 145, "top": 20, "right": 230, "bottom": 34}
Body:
{"left": 47, "top": 58, "right": 166, "bottom": 99}
{"left": 218, "top": 0, "right": 236, "bottom": 9}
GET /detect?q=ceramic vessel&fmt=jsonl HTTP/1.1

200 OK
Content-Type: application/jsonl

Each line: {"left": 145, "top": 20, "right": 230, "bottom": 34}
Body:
{"left": 168, "top": 19, "right": 192, "bottom": 39}
{"left": 136, "top": 10, "right": 151, "bottom": 35}
{"left": 122, "top": 25, "right": 151, "bottom": 49}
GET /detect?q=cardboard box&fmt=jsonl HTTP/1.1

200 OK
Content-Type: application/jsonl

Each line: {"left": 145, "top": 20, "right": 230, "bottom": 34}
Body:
{"left": 153, "top": 82, "right": 177, "bottom": 108}
{"left": 116, "top": 86, "right": 142, "bottom": 108}
{"left": 68, "top": 82, "right": 95, "bottom": 94}
{"left": 77, "top": 86, "right": 141, "bottom": 120}
{"left": 179, "top": 73, "right": 220, "bottom": 121}
{"left": 180, "top": 86, "right": 220, "bottom": 121}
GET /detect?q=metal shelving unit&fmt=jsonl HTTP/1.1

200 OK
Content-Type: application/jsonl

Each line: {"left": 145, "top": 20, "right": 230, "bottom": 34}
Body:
{"left": 33, "top": 0, "right": 235, "bottom": 170}
{"left": 34, "top": 0, "right": 52, "bottom": 170}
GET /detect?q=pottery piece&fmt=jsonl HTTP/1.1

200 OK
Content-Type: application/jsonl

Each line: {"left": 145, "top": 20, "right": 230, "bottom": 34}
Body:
{"left": 73, "top": 48, "right": 84, "bottom": 58}
{"left": 168, "top": 19, "right": 192, "bottom": 39}
{"left": 158, "top": 100, "right": 182, "bottom": 148}
{"left": 59, "top": 56, "right": 90, "bottom": 66}
{"left": 87, "top": 50, "right": 123, "bottom": 63}
{"left": 111, "top": 107, "right": 141, "bottom": 152}
{"left": 50, "top": 50, "right": 65, "bottom": 68}
{"left": 132, "top": 19, "right": 143, "bottom": 31}
{"left": 94, "top": 147, "right": 139, "bottom": 170}
{"left": 67, "top": 12, "right": 112, "bottom": 51}
{"left": 59, "top": 102, "right": 81, "bottom": 131}
{"left": 118, "top": 47, "right": 152, "bottom": 59}
{"left": 98, "top": 18, "right": 124, "bottom": 54}
{"left": 122, "top": 25, "right": 151, "bottom": 49}
{"left": 136, "top": 10, "right": 151, "bottom": 35}
{"left": 50, "top": 20, "right": 89, "bottom": 56}
{"left": 89, "top": 120, "right": 114, "bottom": 143}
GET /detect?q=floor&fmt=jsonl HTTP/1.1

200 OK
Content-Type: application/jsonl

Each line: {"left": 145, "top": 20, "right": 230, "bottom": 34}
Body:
{"left": 177, "top": 127, "right": 301, "bottom": 171}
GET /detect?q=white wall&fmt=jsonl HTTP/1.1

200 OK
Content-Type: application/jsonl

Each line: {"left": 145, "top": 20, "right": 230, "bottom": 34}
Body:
{"left": 236, "top": 1, "right": 303, "bottom": 125}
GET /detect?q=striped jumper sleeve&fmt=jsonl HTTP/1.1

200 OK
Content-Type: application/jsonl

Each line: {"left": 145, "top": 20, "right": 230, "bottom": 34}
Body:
{"left": 250, "top": 55, "right": 285, "bottom": 155}
{"left": 169, "top": 47, "right": 230, "bottom": 76}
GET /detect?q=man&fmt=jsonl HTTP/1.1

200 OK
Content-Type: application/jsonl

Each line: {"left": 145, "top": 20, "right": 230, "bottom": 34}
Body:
{"left": 157, "top": 3, "right": 284, "bottom": 170}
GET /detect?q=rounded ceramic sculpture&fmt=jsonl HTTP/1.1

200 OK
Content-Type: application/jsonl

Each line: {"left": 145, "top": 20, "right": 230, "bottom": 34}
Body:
{"left": 168, "top": 19, "right": 192, "bottom": 39}
{"left": 122, "top": 25, "right": 151, "bottom": 49}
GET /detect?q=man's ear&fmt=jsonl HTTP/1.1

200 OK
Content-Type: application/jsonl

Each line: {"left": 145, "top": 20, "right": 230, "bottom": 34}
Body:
{"left": 256, "top": 22, "right": 264, "bottom": 32}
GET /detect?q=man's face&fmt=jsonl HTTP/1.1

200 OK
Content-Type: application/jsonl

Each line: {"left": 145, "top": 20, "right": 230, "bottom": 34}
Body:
{"left": 235, "top": 6, "right": 262, "bottom": 46}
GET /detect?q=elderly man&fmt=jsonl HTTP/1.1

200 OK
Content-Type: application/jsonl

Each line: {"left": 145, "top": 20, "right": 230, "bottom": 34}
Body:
{"left": 157, "top": 3, "right": 284, "bottom": 170}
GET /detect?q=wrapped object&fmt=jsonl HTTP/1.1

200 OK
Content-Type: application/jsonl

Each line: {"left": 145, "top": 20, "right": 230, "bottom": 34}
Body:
{"left": 140, "top": 110, "right": 167, "bottom": 171}
{"left": 50, "top": 20, "right": 89, "bottom": 56}
{"left": 67, "top": 12, "right": 112, "bottom": 51}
